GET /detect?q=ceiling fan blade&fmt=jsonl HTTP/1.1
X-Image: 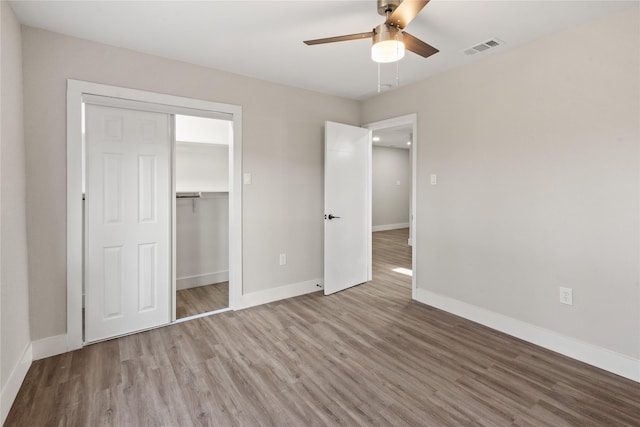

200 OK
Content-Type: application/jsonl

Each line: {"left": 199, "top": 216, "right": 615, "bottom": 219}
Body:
{"left": 304, "top": 32, "right": 373, "bottom": 45}
{"left": 385, "top": 0, "right": 430, "bottom": 29}
{"left": 402, "top": 32, "right": 439, "bottom": 58}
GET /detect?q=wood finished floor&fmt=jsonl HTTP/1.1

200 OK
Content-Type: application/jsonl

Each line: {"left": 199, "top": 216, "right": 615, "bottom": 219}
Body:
{"left": 6, "top": 228, "right": 640, "bottom": 426}
{"left": 176, "top": 282, "right": 229, "bottom": 319}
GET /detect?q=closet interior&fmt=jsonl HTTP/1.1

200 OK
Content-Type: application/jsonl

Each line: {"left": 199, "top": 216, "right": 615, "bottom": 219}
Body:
{"left": 175, "top": 114, "right": 231, "bottom": 319}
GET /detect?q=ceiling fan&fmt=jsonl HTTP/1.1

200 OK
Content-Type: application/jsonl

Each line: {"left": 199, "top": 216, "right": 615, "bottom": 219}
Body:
{"left": 303, "top": 0, "right": 439, "bottom": 64}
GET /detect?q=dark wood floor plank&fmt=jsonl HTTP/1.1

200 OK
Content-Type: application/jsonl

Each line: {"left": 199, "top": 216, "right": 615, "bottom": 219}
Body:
{"left": 5, "top": 228, "right": 640, "bottom": 426}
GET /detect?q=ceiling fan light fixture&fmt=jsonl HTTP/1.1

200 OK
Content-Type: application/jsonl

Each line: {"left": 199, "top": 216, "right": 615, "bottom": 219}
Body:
{"left": 371, "top": 24, "right": 405, "bottom": 63}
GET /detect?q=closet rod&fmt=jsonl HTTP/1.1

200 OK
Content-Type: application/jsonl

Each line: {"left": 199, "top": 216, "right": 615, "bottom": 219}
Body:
{"left": 176, "top": 192, "right": 202, "bottom": 199}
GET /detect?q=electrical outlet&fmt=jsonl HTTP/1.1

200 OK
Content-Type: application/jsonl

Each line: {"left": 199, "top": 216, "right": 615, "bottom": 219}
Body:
{"left": 279, "top": 253, "right": 287, "bottom": 266}
{"left": 430, "top": 174, "right": 437, "bottom": 185}
{"left": 559, "top": 287, "right": 573, "bottom": 305}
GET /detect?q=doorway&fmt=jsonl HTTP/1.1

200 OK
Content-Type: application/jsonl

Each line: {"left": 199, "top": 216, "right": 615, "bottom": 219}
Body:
{"left": 322, "top": 115, "right": 417, "bottom": 299}
{"left": 364, "top": 114, "right": 417, "bottom": 299}
{"left": 67, "top": 80, "right": 243, "bottom": 349}
{"left": 371, "top": 125, "right": 412, "bottom": 234}
{"left": 174, "top": 114, "right": 231, "bottom": 320}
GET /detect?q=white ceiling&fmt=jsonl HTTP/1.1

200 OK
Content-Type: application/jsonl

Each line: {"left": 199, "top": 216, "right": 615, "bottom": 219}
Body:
{"left": 10, "top": 0, "right": 634, "bottom": 100}
{"left": 373, "top": 124, "right": 412, "bottom": 149}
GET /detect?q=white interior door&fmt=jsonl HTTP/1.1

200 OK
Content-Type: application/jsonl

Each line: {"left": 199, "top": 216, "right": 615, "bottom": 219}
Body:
{"left": 85, "top": 104, "right": 171, "bottom": 342}
{"left": 324, "top": 121, "right": 371, "bottom": 295}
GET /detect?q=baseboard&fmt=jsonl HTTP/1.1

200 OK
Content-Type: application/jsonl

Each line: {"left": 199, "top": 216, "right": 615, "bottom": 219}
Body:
{"left": 1, "top": 343, "right": 32, "bottom": 424}
{"left": 32, "top": 334, "right": 70, "bottom": 360}
{"left": 372, "top": 222, "right": 409, "bottom": 232}
{"left": 176, "top": 270, "right": 229, "bottom": 290}
{"left": 237, "top": 278, "right": 323, "bottom": 310}
{"left": 415, "top": 288, "right": 640, "bottom": 382}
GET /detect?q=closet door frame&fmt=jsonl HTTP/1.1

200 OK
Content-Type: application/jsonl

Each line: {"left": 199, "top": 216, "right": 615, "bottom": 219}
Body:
{"left": 67, "top": 79, "right": 243, "bottom": 349}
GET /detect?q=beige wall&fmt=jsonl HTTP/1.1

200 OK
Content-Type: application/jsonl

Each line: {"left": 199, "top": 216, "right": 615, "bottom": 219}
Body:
{"left": 1, "top": 0, "right": 31, "bottom": 390}
{"left": 21, "top": 26, "right": 360, "bottom": 340}
{"left": 362, "top": 6, "right": 640, "bottom": 358}
{"left": 372, "top": 146, "right": 410, "bottom": 227}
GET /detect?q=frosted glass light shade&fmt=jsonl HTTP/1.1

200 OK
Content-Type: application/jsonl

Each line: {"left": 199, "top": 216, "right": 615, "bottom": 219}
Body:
{"left": 371, "top": 40, "right": 405, "bottom": 63}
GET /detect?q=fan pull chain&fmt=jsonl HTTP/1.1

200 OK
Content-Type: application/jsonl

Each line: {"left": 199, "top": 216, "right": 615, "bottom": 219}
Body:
{"left": 376, "top": 56, "right": 400, "bottom": 93}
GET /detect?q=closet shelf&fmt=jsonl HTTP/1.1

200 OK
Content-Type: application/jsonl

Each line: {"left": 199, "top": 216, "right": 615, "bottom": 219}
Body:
{"left": 176, "top": 190, "right": 229, "bottom": 199}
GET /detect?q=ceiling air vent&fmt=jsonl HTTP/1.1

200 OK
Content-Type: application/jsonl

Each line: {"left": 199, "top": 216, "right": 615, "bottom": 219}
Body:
{"left": 464, "top": 38, "right": 504, "bottom": 56}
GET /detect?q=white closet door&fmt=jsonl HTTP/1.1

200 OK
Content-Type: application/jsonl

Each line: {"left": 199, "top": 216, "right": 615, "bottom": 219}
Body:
{"left": 85, "top": 104, "right": 171, "bottom": 342}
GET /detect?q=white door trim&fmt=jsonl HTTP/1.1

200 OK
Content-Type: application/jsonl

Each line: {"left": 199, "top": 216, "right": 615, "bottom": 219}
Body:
{"left": 363, "top": 113, "right": 418, "bottom": 300}
{"left": 67, "top": 79, "right": 243, "bottom": 350}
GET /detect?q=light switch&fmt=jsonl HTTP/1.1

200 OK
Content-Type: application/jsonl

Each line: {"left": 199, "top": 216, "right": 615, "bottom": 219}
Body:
{"left": 396, "top": 180, "right": 401, "bottom": 186}
{"left": 243, "top": 173, "right": 252, "bottom": 185}
{"left": 430, "top": 174, "right": 437, "bottom": 185}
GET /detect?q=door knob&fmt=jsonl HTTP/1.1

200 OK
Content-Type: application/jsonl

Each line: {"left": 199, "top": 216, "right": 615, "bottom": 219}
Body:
{"left": 328, "top": 214, "right": 341, "bottom": 220}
